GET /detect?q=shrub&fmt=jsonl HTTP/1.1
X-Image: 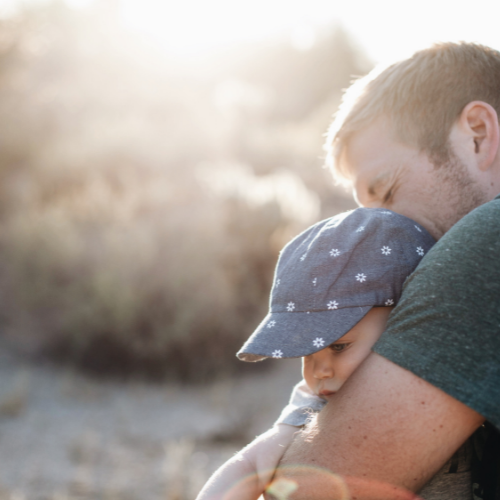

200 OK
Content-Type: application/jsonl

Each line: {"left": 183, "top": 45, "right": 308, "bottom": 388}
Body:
{"left": 0, "top": 165, "right": 318, "bottom": 381}
{"left": 0, "top": 2, "right": 359, "bottom": 381}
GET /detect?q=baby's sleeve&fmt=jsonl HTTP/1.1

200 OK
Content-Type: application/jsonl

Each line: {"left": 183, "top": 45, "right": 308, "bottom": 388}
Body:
{"left": 275, "top": 379, "right": 326, "bottom": 427}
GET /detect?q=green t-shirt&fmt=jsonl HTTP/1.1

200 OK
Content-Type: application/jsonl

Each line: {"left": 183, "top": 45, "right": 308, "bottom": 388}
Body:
{"left": 374, "top": 195, "right": 500, "bottom": 430}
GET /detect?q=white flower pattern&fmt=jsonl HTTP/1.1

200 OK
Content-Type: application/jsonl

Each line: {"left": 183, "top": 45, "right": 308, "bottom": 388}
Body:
{"left": 416, "top": 246, "right": 425, "bottom": 256}
{"left": 287, "top": 302, "right": 295, "bottom": 312}
{"left": 300, "top": 253, "right": 307, "bottom": 261}
{"left": 355, "top": 273, "right": 367, "bottom": 282}
{"left": 313, "top": 338, "right": 325, "bottom": 348}
{"left": 381, "top": 246, "right": 391, "bottom": 255}
{"left": 356, "top": 226, "right": 365, "bottom": 232}
{"left": 329, "top": 249, "right": 340, "bottom": 257}
{"left": 327, "top": 300, "right": 338, "bottom": 310}
{"left": 385, "top": 299, "right": 394, "bottom": 306}
{"left": 267, "top": 320, "right": 276, "bottom": 328}
{"left": 272, "top": 350, "right": 283, "bottom": 358}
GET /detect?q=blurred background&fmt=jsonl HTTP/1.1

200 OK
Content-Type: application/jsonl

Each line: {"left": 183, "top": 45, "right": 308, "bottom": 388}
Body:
{"left": 0, "top": 0, "right": 499, "bottom": 498}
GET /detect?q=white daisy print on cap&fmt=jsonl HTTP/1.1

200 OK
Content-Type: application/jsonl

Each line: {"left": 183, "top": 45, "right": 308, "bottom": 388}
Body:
{"left": 355, "top": 273, "right": 367, "bottom": 282}
{"left": 313, "top": 338, "right": 325, "bottom": 348}
{"left": 287, "top": 302, "right": 295, "bottom": 312}
{"left": 327, "top": 300, "right": 338, "bottom": 310}
{"left": 416, "top": 247, "right": 425, "bottom": 256}
{"left": 272, "top": 350, "right": 283, "bottom": 358}
{"left": 381, "top": 246, "right": 391, "bottom": 255}
{"left": 385, "top": 299, "right": 394, "bottom": 306}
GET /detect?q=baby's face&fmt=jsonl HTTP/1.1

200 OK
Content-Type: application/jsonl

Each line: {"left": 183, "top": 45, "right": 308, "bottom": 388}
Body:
{"left": 302, "top": 307, "right": 393, "bottom": 398}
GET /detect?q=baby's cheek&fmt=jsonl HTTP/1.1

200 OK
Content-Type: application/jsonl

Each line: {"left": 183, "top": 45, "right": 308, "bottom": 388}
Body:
{"left": 340, "top": 356, "right": 365, "bottom": 383}
{"left": 301, "top": 357, "right": 315, "bottom": 389}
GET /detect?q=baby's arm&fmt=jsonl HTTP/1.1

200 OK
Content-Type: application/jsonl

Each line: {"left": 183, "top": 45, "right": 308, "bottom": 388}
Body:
{"left": 196, "top": 423, "right": 297, "bottom": 500}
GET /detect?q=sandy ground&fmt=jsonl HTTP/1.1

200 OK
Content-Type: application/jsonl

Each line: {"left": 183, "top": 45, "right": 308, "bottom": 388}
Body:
{"left": 0, "top": 339, "right": 301, "bottom": 500}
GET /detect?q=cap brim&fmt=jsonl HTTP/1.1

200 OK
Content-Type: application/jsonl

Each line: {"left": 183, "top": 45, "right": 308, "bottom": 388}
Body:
{"left": 237, "top": 305, "right": 372, "bottom": 361}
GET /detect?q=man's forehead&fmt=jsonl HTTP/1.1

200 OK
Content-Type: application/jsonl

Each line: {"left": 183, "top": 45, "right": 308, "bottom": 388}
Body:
{"left": 343, "top": 119, "right": 399, "bottom": 168}
{"left": 340, "top": 119, "right": 414, "bottom": 192}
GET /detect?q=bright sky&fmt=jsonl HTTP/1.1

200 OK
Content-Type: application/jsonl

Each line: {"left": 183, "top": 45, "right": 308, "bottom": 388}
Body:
{"left": 4, "top": 0, "right": 500, "bottom": 64}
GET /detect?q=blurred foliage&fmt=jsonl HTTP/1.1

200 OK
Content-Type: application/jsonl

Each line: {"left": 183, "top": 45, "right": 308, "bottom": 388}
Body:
{"left": 0, "top": 1, "right": 366, "bottom": 381}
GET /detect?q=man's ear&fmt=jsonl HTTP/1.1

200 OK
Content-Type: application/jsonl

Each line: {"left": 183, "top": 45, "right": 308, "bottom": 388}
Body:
{"left": 452, "top": 101, "right": 500, "bottom": 172}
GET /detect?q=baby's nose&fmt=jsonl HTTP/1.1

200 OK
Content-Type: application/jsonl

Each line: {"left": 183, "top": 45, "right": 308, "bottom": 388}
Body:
{"left": 313, "top": 356, "right": 335, "bottom": 379}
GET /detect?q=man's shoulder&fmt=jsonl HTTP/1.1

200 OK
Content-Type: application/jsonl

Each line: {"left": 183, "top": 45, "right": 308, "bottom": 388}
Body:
{"left": 460, "top": 194, "right": 500, "bottom": 224}
{"left": 431, "top": 196, "right": 500, "bottom": 252}
{"left": 464, "top": 194, "right": 500, "bottom": 221}
{"left": 375, "top": 196, "right": 500, "bottom": 428}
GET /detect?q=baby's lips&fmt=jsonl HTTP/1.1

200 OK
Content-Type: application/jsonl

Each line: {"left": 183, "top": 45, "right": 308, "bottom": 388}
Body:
{"left": 319, "top": 389, "right": 336, "bottom": 397}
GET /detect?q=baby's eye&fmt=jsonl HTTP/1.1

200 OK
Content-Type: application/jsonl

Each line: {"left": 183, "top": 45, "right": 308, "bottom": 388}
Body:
{"left": 329, "top": 343, "right": 350, "bottom": 353}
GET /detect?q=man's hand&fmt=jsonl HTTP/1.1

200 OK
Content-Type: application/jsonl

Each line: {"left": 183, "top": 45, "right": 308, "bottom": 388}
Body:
{"left": 267, "top": 353, "right": 484, "bottom": 500}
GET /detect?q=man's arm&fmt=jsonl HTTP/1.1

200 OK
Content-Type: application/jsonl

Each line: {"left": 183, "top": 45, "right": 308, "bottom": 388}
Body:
{"left": 269, "top": 353, "right": 484, "bottom": 500}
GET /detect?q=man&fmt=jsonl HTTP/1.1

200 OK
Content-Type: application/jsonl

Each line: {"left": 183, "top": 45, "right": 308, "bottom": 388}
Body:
{"left": 268, "top": 42, "right": 500, "bottom": 500}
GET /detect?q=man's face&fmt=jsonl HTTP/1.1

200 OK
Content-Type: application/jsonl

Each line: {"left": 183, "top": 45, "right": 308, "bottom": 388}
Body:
{"left": 341, "top": 117, "right": 488, "bottom": 239}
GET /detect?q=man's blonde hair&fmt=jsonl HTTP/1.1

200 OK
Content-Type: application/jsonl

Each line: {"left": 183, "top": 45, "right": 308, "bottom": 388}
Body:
{"left": 326, "top": 42, "right": 500, "bottom": 185}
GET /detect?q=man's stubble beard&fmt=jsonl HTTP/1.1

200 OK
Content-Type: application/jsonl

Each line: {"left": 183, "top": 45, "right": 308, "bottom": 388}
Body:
{"left": 431, "top": 152, "right": 490, "bottom": 237}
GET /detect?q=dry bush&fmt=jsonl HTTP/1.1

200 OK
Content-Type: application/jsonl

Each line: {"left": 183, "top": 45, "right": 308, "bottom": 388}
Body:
{"left": 1, "top": 166, "right": 306, "bottom": 381}
{"left": 0, "top": 2, "right": 360, "bottom": 381}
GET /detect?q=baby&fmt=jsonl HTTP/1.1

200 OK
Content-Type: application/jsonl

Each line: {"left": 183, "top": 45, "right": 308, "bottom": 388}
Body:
{"left": 197, "top": 208, "right": 467, "bottom": 500}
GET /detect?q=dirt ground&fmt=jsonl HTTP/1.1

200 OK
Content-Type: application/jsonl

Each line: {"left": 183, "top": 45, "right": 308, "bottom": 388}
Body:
{"left": 0, "top": 339, "right": 301, "bottom": 500}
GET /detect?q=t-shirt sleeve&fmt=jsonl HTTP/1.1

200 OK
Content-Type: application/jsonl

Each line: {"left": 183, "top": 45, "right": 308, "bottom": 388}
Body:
{"left": 373, "top": 198, "right": 500, "bottom": 430}
{"left": 275, "top": 379, "right": 326, "bottom": 427}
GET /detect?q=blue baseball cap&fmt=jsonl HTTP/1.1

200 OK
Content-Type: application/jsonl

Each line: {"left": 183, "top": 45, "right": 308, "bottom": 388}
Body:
{"left": 237, "top": 208, "right": 435, "bottom": 361}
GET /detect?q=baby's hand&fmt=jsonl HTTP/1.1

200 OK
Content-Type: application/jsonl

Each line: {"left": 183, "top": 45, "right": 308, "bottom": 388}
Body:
{"left": 196, "top": 424, "right": 298, "bottom": 500}
{"left": 253, "top": 424, "right": 298, "bottom": 491}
